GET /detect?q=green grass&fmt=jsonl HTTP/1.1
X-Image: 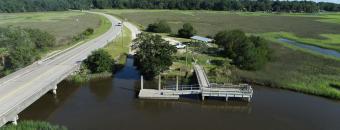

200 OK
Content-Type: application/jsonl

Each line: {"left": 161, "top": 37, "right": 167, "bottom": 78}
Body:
{"left": 96, "top": 9, "right": 340, "bottom": 99}
{"left": 0, "top": 11, "right": 102, "bottom": 45}
{"left": 0, "top": 120, "right": 66, "bottom": 130}
{"left": 69, "top": 25, "right": 132, "bottom": 83}
{"left": 236, "top": 43, "right": 340, "bottom": 99}
{"left": 104, "top": 26, "right": 132, "bottom": 65}
{"left": 98, "top": 9, "right": 340, "bottom": 51}
{"left": 0, "top": 11, "right": 112, "bottom": 60}
{"left": 99, "top": 9, "right": 340, "bottom": 37}
{"left": 261, "top": 32, "right": 340, "bottom": 52}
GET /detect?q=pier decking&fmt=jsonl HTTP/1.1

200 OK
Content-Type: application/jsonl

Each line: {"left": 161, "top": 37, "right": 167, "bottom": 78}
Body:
{"left": 138, "top": 65, "right": 253, "bottom": 102}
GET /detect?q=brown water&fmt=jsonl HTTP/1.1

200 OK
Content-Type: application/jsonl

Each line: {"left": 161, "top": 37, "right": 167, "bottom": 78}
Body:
{"left": 20, "top": 57, "right": 340, "bottom": 130}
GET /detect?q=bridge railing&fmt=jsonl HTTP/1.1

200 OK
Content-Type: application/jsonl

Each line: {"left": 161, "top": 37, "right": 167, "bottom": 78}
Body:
{"left": 163, "top": 84, "right": 200, "bottom": 91}
{"left": 207, "top": 83, "right": 253, "bottom": 94}
{"left": 193, "top": 64, "right": 210, "bottom": 88}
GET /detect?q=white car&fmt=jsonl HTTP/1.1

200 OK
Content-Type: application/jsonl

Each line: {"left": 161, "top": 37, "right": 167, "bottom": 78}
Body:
{"left": 175, "top": 43, "right": 186, "bottom": 49}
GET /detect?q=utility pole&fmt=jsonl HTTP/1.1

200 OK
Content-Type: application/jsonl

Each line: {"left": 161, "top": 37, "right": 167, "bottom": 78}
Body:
{"left": 185, "top": 45, "right": 188, "bottom": 68}
{"left": 121, "top": 18, "right": 127, "bottom": 48}
{"left": 121, "top": 21, "right": 124, "bottom": 48}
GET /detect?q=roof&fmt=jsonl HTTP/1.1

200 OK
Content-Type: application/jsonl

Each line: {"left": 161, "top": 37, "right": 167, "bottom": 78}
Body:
{"left": 190, "top": 36, "right": 213, "bottom": 43}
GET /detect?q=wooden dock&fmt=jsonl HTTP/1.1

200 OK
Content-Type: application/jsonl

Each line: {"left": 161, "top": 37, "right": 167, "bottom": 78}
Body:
{"left": 138, "top": 65, "right": 253, "bottom": 102}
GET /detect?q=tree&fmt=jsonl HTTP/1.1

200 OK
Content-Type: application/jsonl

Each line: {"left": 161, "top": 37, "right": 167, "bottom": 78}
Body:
{"left": 214, "top": 30, "right": 271, "bottom": 70}
{"left": 178, "top": 23, "right": 196, "bottom": 38}
{"left": 134, "top": 33, "right": 177, "bottom": 79}
{"left": 214, "top": 30, "right": 248, "bottom": 58}
{"left": 146, "top": 20, "right": 172, "bottom": 33}
{"left": 84, "top": 49, "right": 114, "bottom": 73}
{"left": 25, "top": 28, "right": 56, "bottom": 50}
{"left": 0, "top": 27, "right": 40, "bottom": 70}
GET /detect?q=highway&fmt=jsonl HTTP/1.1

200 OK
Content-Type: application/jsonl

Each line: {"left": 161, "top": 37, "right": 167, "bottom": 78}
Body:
{"left": 0, "top": 11, "right": 123, "bottom": 126}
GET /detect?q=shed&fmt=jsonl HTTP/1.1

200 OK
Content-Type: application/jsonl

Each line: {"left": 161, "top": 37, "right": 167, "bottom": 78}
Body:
{"left": 190, "top": 36, "right": 213, "bottom": 43}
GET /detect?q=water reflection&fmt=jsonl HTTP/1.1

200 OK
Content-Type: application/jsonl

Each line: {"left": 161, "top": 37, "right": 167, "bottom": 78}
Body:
{"left": 18, "top": 57, "right": 340, "bottom": 130}
{"left": 20, "top": 81, "right": 81, "bottom": 120}
{"left": 136, "top": 99, "right": 252, "bottom": 113}
{"left": 89, "top": 78, "right": 113, "bottom": 101}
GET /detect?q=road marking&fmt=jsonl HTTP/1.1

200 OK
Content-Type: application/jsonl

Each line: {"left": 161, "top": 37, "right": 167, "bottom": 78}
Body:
{"left": 0, "top": 13, "right": 129, "bottom": 118}
{"left": 0, "top": 14, "right": 118, "bottom": 105}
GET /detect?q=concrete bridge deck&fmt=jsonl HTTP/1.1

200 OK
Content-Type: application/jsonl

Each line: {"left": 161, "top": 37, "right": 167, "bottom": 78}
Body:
{"left": 0, "top": 12, "right": 123, "bottom": 127}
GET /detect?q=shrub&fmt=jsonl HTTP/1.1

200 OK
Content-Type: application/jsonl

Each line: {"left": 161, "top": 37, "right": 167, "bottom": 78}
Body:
{"left": 214, "top": 30, "right": 271, "bottom": 70}
{"left": 83, "top": 28, "right": 94, "bottom": 36}
{"left": 84, "top": 49, "right": 114, "bottom": 73}
{"left": 146, "top": 20, "right": 172, "bottom": 33}
{"left": 24, "top": 28, "right": 56, "bottom": 50}
{"left": 178, "top": 23, "right": 196, "bottom": 38}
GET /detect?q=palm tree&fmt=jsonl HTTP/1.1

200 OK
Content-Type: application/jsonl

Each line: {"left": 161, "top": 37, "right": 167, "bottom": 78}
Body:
{"left": 0, "top": 48, "right": 9, "bottom": 67}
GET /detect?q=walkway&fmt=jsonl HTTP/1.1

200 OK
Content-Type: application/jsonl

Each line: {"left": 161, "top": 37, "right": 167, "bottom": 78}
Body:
{"left": 138, "top": 65, "right": 254, "bottom": 102}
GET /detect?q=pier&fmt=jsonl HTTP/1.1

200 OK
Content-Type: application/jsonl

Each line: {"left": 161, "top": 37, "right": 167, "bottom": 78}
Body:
{"left": 138, "top": 64, "right": 253, "bottom": 102}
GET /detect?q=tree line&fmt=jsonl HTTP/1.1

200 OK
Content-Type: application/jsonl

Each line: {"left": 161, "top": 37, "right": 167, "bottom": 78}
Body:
{"left": 1, "top": 0, "right": 340, "bottom": 13}
{"left": 0, "top": 27, "right": 56, "bottom": 75}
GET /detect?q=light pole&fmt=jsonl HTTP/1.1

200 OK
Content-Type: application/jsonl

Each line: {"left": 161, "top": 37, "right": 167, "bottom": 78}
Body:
{"left": 121, "top": 21, "right": 124, "bottom": 48}
{"left": 121, "top": 18, "right": 127, "bottom": 48}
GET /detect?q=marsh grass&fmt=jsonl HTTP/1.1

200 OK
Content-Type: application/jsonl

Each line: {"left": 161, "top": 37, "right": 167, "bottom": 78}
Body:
{"left": 0, "top": 12, "right": 102, "bottom": 45}
{"left": 98, "top": 9, "right": 340, "bottom": 99}
{"left": 0, "top": 120, "right": 66, "bottom": 130}
{"left": 100, "top": 9, "right": 340, "bottom": 38}
{"left": 237, "top": 43, "right": 340, "bottom": 99}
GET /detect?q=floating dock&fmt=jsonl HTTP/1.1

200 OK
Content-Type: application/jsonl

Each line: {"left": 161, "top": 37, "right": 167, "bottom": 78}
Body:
{"left": 138, "top": 65, "right": 253, "bottom": 102}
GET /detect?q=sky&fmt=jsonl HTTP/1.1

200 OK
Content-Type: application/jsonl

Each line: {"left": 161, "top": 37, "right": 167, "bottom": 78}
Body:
{"left": 288, "top": 0, "right": 340, "bottom": 4}
{"left": 313, "top": 0, "right": 340, "bottom": 3}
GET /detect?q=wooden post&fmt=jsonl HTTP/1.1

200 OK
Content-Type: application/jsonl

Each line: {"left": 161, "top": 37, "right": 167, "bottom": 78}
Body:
{"left": 141, "top": 75, "right": 143, "bottom": 90}
{"left": 158, "top": 75, "right": 161, "bottom": 91}
{"left": 176, "top": 76, "right": 179, "bottom": 91}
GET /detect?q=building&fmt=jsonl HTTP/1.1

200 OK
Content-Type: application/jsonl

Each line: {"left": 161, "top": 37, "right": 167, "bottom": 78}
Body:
{"left": 190, "top": 35, "right": 213, "bottom": 43}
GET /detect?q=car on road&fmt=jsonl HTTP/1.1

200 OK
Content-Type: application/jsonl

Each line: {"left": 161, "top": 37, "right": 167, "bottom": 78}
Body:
{"left": 175, "top": 43, "right": 186, "bottom": 49}
{"left": 116, "top": 22, "right": 122, "bottom": 26}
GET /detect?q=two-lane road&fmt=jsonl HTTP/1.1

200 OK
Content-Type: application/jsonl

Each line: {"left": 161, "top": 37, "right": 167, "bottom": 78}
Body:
{"left": 0, "top": 11, "right": 123, "bottom": 126}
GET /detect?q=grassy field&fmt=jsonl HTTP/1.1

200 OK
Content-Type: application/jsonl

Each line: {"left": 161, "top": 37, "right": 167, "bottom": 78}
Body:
{"left": 104, "top": 26, "right": 132, "bottom": 65}
{"left": 99, "top": 9, "right": 340, "bottom": 51}
{"left": 237, "top": 43, "right": 340, "bottom": 99}
{"left": 0, "top": 11, "right": 102, "bottom": 45}
{"left": 98, "top": 9, "right": 340, "bottom": 99}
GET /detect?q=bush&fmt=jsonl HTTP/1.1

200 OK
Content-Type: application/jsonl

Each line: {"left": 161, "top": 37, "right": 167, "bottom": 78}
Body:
{"left": 83, "top": 49, "right": 114, "bottom": 73}
{"left": 146, "top": 20, "right": 172, "bottom": 33}
{"left": 72, "top": 28, "right": 95, "bottom": 41}
{"left": 83, "top": 28, "right": 94, "bottom": 36}
{"left": 0, "top": 27, "right": 42, "bottom": 71}
{"left": 214, "top": 30, "right": 271, "bottom": 70}
{"left": 178, "top": 23, "right": 196, "bottom": 38}
{"left": 24, "top": 28, "right": 56, "bottom": 50}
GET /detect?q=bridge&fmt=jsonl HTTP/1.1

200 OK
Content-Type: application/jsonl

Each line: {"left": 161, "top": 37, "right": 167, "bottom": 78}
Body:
{"left": 138, "top": 64, "right": 254, "bottom": 102}
{"left": 0, "top": 12, "right": 123, "bottom": 127}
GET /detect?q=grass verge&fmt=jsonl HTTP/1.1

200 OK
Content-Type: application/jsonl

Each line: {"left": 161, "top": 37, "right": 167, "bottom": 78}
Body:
{"left": 67, "top": 25, "right": 132, "bottom": 83}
